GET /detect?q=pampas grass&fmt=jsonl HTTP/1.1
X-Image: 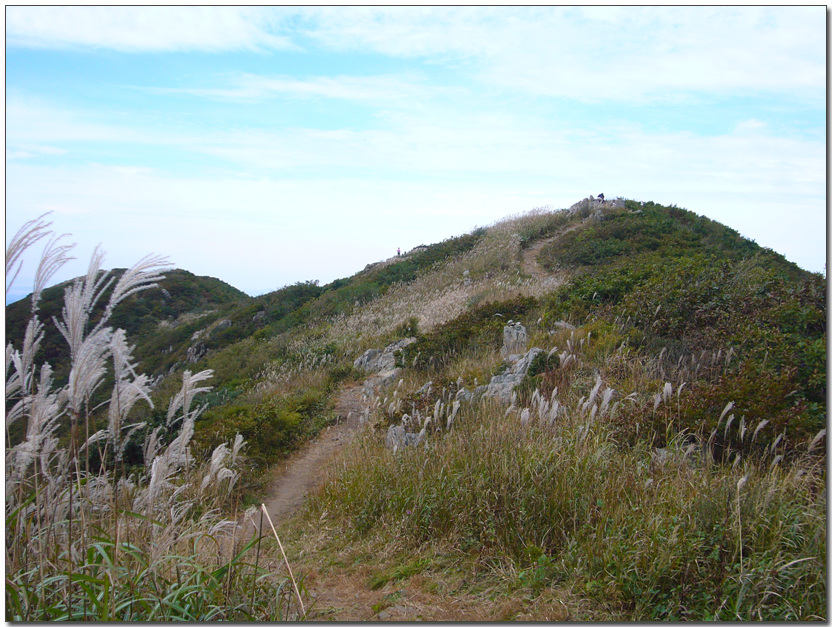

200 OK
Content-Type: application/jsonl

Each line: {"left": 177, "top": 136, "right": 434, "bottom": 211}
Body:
{"left": 5, "top": 218, "right": 304, "bottom": 620}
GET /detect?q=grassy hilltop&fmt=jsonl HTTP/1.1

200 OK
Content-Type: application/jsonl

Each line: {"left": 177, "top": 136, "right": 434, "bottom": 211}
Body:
{"left": 5, "top": 199, "right": 826, "bottom": 620}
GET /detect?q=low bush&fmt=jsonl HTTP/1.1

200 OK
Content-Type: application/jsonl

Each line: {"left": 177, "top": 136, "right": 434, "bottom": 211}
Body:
{"left": 402, "top": 296, "right": 538, "bottom": 371}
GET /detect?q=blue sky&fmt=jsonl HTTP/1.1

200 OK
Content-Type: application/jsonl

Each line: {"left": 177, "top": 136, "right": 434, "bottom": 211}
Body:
{"left": 6, "top": 6, "right": 827, "bottom": 303}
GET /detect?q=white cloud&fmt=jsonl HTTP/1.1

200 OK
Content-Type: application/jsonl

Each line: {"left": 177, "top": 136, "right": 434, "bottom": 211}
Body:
{"left": 7, "top": 105, "right": 825, "bottom": 301}
{"left": 5, "top": 6, "right": 294, "bottom": 52}
{"left": 150, "top": 72, "right": 447, "bottom": 105}
{"left": 299, "top": 6, "right": 825, "bottom": 103}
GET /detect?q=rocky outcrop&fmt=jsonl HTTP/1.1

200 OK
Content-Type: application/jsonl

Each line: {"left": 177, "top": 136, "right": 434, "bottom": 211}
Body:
{"left": 567, "top": 196, "right": 624, "bottom": 217}
{"left": 501, "top": 321, "right": 528, "bottom": 357}
{"left": 478, "top": 347, "right": 544, "bottom": 404}
{"left": 354, "top": 337, "right": 417, "bottom": 373}
{"left": 186, "top": 341, "right": 206, "bottom": 364}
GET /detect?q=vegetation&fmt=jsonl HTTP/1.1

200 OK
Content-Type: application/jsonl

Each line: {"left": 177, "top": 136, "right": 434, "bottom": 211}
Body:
{"left": 7, "top": 199, "right": 826, "bottom": 620}
{"left": 5, "top": 216, "right": 306, "bottom": 620}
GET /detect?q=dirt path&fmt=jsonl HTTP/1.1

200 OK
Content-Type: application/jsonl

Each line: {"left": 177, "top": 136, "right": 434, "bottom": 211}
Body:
{"left": 521, "top": 236, "right": 558, "bottom": 281}
{"left": 262, "top": 229, "right": 575, "bottom": 527}
{"left": 261, "top": 376, "right": 377, "bottom": 525}
{"left": 520, "top": 228, "right": 579, "bottom": 291}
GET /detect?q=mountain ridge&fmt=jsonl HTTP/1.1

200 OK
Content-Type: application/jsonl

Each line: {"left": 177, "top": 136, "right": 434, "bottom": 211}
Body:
{"left": 5, "top": 197, "right": 826, "bottom": 620}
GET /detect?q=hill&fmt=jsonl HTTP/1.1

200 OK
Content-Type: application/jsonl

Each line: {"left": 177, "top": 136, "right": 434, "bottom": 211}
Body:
{"left": 5, "top": 198, "right": 826, "bottom": 620}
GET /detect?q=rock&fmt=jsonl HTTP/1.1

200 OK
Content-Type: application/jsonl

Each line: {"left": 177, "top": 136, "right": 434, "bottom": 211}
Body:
{"left": 354, "top": 338, "right": 417, "bottom": 373}
{"left": 215, "top": 319, "right": 232, "bottom": 331}
{"left": 501, "top": 322, "right": 528, "bottom": 357}
{"left": 378, "top": 368, "right": 402, "bottom": 388}
{"left": 386, "top": 424, "right": 424, "bottom": 451}
{"left": 354, "top": 348, "right": 383, "bottom": 371}
{"left": 553, "top": 320, "right": 576, "bottom": 331}
{"left": 252, "top": 311, "right": 266, "bottom": 323}
{"left": 186, "top": 341, "right": 206, "bottom": 364}
{"left": 484, "top": 347, "right": 544, "bottom": 403}
{"left": 161, "top": 288, "right": 172, "bottom": 300}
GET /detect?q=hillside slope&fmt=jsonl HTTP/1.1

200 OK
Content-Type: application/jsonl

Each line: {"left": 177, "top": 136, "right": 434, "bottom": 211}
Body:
{"left": 6, "top": 198, "right": 826, "bottom": 621}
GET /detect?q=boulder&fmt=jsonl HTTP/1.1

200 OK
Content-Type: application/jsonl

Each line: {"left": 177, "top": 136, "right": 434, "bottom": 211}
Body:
{"left": 386, "top": 424, "right": 425, "bottom": 451}
{"left": 378, "top": 368, "right": 403, "bottom": 389}
{"left": 354, "top": 348, "right": 383, "bottom": 371}
{"left": 483, "top": 347, "right": 544, "bottom": 403}
{"left": 186, "top": 341, "right": 206, "bottom": 364}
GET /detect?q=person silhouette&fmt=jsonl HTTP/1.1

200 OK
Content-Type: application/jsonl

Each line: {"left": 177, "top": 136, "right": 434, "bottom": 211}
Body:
{"left": 598, "top": 193, "right": 605, "bottom": 204}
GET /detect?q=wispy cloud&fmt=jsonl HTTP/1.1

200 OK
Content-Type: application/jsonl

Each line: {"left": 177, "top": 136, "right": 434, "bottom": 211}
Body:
{"left": 299, "top": 6, "right": 825, "bottom": 103}
{"left": 6, "top": 6, "right": 294, "bottom": 52}
{"left": 5, "top": 5, "right": 825, "bottom": 300}
{"left": 148, "top": 72, "right": 447, "bottom": 104}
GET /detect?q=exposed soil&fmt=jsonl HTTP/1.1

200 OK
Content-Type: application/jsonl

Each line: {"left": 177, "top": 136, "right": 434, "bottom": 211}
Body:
{"left": 521, "top": 236, "right": 558, "bottom": 281}
{"left": 519, "top": 224, "right": 580, "bottom": 285}
{"left": 262, "top": 375, "right": 378, "bottom": 525}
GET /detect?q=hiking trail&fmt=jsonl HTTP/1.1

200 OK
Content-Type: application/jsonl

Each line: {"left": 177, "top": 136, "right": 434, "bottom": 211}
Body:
{"left": 261, "top": 375, "right": 379, "bottom": 525}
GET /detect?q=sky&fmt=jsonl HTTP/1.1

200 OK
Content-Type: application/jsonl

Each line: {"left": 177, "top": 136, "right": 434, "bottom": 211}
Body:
{"left": 5, "top": 6, "right": 827, "bottom": 304}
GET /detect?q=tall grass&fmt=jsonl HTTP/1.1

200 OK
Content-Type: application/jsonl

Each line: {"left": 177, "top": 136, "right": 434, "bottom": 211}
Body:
{"left": 5, "top": 215, "right": 305, "bottom": 620}
{"left": 307, "top": 359, "right": 826, "bottom": 620}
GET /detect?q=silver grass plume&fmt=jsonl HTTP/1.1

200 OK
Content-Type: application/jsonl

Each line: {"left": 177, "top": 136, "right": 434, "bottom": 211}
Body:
{"left": 5, "top": 213, "right": 53, "bottom": 298}
{"left": 10, "top": 363, "right": 66, "bottom": 482}
{"left": 106, "top": 330, "right": 152, "bottom": 462}
{"left": 31, "top": 233, "right": 75, "bottom": 313}
{"left": 92, "top": 253, "right": 171, "bottom": 336}
{"left": 167, "top": 369, "right": 214, "bottom": 427}
{"left": 52, "top": 248, "right": 112, "bottom": 360}
{"left": 599, "top": 387, "right": 615, "bottom": 416}
{"left": 65, "top": 326, "right": 113, "bottom": 418}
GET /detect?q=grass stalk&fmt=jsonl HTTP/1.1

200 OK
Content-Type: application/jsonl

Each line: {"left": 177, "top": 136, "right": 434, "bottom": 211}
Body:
{"left": 261, "top": 505, "right": 306, "bottom": 618}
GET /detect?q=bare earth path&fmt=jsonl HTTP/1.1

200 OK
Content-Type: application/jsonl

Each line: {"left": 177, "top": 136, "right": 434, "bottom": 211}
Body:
{"left": 521, "top": 236, "right": 558, "bottom": 281}
{"left": 520, "top": 228, "right": 579, "bottom": 292}
{"left": 262, "top": 376, "right": 378, "bottom": 525}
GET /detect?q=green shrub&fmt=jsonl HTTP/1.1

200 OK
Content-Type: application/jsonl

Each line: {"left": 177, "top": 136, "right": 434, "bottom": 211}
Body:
{"left": 402, "top": 296, "right": 538, "bottom": 371}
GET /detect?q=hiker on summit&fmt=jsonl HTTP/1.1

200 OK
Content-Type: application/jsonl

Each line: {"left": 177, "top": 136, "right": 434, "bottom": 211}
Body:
{"left": 598, "top": 193, "right": 605, "bottom": 204}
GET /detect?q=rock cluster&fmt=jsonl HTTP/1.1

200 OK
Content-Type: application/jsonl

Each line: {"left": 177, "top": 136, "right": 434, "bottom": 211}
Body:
{"left": 385, "top": 424, "right": 425, "bottom": 451}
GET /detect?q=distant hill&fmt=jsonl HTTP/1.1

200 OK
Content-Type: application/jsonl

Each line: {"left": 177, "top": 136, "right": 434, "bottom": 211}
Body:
{"left": 5, "top": 269, "right": 249, "bottom": 381}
